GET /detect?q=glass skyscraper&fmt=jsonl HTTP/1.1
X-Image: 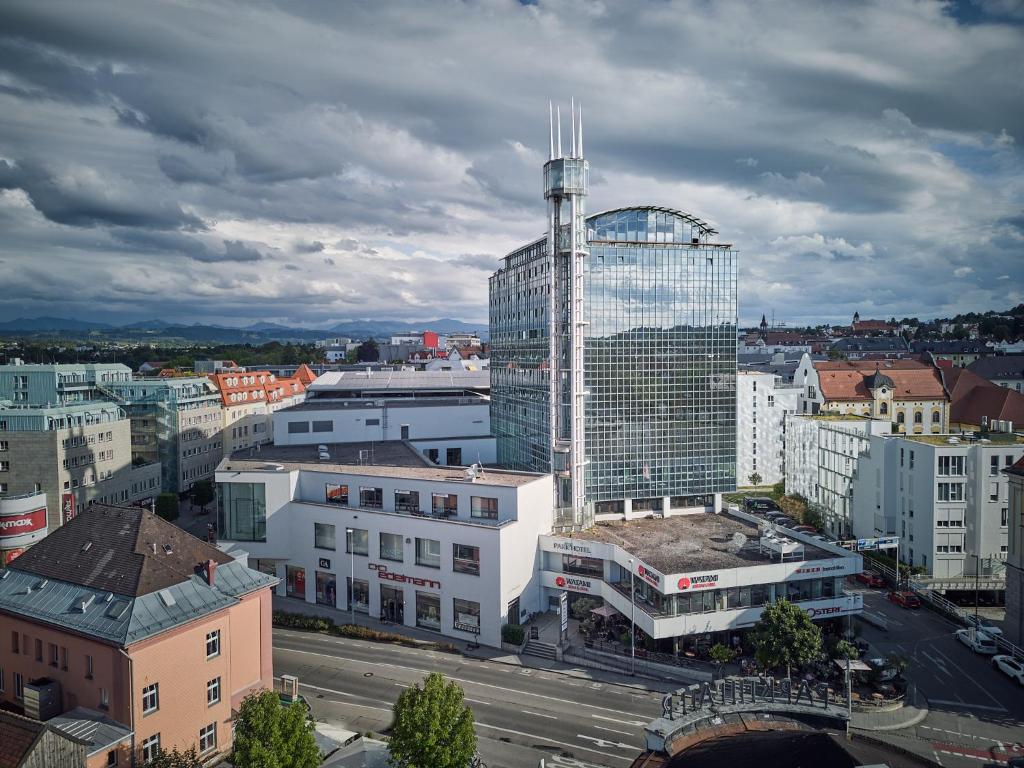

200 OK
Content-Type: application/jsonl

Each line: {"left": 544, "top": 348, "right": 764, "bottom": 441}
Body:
{"left": 490, "top": 106, "right": 737, "bottom": 528}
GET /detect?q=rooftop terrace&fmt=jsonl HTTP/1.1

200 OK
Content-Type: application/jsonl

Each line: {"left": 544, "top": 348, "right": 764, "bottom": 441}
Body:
{"left": 568, "top": 511, "right": 839, "bottom": 573}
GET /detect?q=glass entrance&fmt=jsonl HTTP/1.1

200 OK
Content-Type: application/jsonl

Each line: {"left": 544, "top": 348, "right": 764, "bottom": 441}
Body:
{"left": 381, "top": 585, "right": 404, "bottom": 623}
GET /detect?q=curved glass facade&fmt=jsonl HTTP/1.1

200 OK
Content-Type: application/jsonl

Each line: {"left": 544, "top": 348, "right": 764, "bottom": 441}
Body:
{"left": 490, "top": 206, "right": 737, "bottom": 511}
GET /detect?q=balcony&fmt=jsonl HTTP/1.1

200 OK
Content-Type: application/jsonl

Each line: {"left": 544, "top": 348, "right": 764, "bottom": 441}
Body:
{"left": 308, "top": 498, "right": 510, "bottom": 528}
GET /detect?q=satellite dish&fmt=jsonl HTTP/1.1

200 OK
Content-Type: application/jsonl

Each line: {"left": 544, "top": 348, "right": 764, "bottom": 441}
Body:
{"left": 728, "top": 532, "right": 748, "bottom": 554}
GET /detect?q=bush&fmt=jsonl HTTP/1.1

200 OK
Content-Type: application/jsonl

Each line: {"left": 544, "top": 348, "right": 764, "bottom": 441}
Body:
{"left": 271, "top": 611, "right": 461, "bottom": 651}
{"left": 501, "top": 623, "right": 524, "bottom": 645}
{"left": 154, "top": 493, "right": 179, "bottom": 521}
{"left": 570, "top": 596, "right": 600, "bottom": 621}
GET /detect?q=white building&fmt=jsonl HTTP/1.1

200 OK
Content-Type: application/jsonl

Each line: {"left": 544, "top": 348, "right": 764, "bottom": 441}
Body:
{"left": 538, "top": 508, "right": 862, "bottom": 648}
{"left": 1006, "top": 456, "right": 1024, "bottom": 645}
{"left": 215, "top": 441, "right": 551, "bottom": 647}
{"left": 851, "top": 432, "right": 1024, "bottom": 582}
{"left": 317, "top": 337, "right": 352, "bottom": 349}
{"left": 785, "top": 414, "right": 892, "bottom": 538}
{"left": 736, "top": 371, "right": 800, "bottom": 486}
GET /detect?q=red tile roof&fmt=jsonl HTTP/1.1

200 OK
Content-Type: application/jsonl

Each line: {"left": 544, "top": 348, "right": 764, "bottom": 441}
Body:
{"left": 941, "top": 367, "right": 1024, "bottom": 428}
{"left": 1007, "top": 455, "right": 1024, "bottom": 476}
{"left": 293, "top": 364, "right": 317, "bottom": 386}
{"left": 0, "top": 711, "right": 45, "bottom": 768}
{"left": 208, "top": 369, "right": 305, "bottom": 407}
{"left": 815, "top": 360, "right": 946, "bottom": 401}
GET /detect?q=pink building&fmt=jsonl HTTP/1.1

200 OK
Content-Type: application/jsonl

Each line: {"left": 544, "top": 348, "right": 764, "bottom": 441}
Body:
{"left": 0, "top": 504, "right": 277, "bottom": 765}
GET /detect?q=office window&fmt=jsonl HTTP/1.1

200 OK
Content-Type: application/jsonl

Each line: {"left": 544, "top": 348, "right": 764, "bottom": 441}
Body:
{"left": 380, "top": 532, "right": 403, "bottom": 561}
{"left": 287, "top": 421, "right": 310, "bottom": 434}
{"left": 312, "top": 420, "right": 333, "bottom": 433}
{"left": 326, "top": 483, "right": 349, "bottom": 505}
{"left": 60, "top": 646, "right": 68, "bottom": 671}
{"left": 142, "top": 683, "right": 159, "bottom": 714}
{"left": 937, "top": 483, "right": 963, "bottom": 502}
{"left": 415, "top": 538, "right": 441, "bottom": 568}
{"left": 206, "top": 630, "right": 221, "bottom": 659}
{"left": 1002, "top": 508, "right": 1009, "bottom": 527}
{"left": 909, "top": 451, "right": 915, "bottom": 469}
{"left": 86, "top": 654, "right": 94, "bottom": 679}
{"left": 453, "top": 544, "right": 480, "bottom": 576}
{"left": 471, "top": 496, "right": 497, "bottom": 520}
{"left": 991, "top": 456, "right": 1000, "bottom": 476}
{"left": 11, "top": 631, "right": 18, "bottom": 654}
{"left": 938, "top": 456, "right": 964, "bottom": 475}
{"left": 49, "top": 643, "right": 58, "bottom": 667}
{"left": 207, "top": 676, "right": 221, "bottom": 706}
{"left": 394, "top": 489, "right": 420, "bottom": 512}
{"left": 14, "top": 672, "right": 24, "bottom": 701}
{"left": 35, "top": 638, "right": 42, "bottom": 661}
{"left": 99, "top": 687, "right": 109, "bottom": 709}
{"left": 446, "top": 447, "right": 462, "bottom": 465}
{"left": 346, "top": 527, "right": 369, "bottom": 555}
{"left": 359, "top": 487, "right": 383, "bottom": 509}
{"left": 432, "top": 493, "right": 458, "bottom": 517}
{"left": 141, "top": 735, "right": 161, "bottom": 763}
{"left": 314, "top": 522, "right": 336, "bottom": 551}
{"left": 364, "top": 418, "right": 380, "bottom": 426}
{"left": 990, "top": 482, "right": 1000, "bottom": 502}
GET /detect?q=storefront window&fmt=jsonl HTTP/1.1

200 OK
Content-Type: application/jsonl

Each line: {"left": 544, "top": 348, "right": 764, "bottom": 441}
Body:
{"left": 395, "top": 490, "right": 420, "bottom": 513}
{"left": 415, "top": 538, "right": 441, "bottom": 568}
{"left": 453, "top": 544, "right": 480, "bottom": 575}
{"left": 347, "top": 578, "right": 369, "bottom": 613}
{"left": 326, "top": 483, "right": 348, "bottom": 505}
{"left": 359, "top": 487, "right": 383, "bottom": 509}
{"left": 217, "top": 482, "right": 266, "bottom": 541}
{"left": 380, "top": 585, "right": 404, "bottom": 622}
{"left": 823, "top": 578, "right": 836, "bottom": 599}
{"left": 315, "top": 571, "right": 336, "bottom": 607}
{"left": 346, "top": 528, "right": 368, "bottom": 555}
{"left": 416, "top": 592, "right": 441, "bottom": 631}
{"left": 286, "top": 565, "right": 306, "bottom": 599}
{"left": 380, "top": 532, "right": 403, "bottom": 561}
{"left": 470, "top": 496, "right": 497, "bottom": 519}
{"left": 563, "top": 555, "right": 603, "bottom": 578}
{"left": 751, "top": 583, "right": 769, "bottom": 606}
{"left": 453, "top": 598, "right": 480, "bottom": 634}
{"left": 432, "top": 493, "right": 458, "bottom": 517}
{"left": 314, "top": 522, "right": 335, "bottom": 550}
{"left": 252, "top": 559, "right": 277, "bottom": 577}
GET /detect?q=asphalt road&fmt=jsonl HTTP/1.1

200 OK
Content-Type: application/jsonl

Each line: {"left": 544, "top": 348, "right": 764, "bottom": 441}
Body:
{"left": 273, "top": 628, "right": 663, "bottom": 768}
{"left": 853, "top": 584, "right": 1024, "bottom": 768}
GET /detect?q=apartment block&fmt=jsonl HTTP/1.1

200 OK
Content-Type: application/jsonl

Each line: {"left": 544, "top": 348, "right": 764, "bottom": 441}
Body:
{"left": 736, "top": 371, "right": 800, "bottom": 486}
{"left": 1005, "top": 457, "right": 1024, "bottom": 645}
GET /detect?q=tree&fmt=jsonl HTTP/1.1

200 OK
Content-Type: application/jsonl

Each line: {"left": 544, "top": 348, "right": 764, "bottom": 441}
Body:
{"left": 145, "top": 748, "right": 201, "bottom": 768}
{"left": 748, "top": 472, "right": 762, "bottom": 487}
{"left": 709, "top": 643, "right": 735, "bottom": 679}
{"left": 388, "top": 673, "right": 476, "bottom": 768}
{"left": 191, "top": 479, "right": 215, "bottom": 508}
{"left": 155, "top": 493, "right": 179, "bottom": 521}
{"left": 233, "top": 688, "right": 320, "bottom": 768}
{"left": 356, "top": 338, "right": 380, "bottom": 363}
{"left": 832, "top": 639, "right": 859, "bottom": 660}
{"left": 749, "top": 598, "right": 822, "bottom": 678}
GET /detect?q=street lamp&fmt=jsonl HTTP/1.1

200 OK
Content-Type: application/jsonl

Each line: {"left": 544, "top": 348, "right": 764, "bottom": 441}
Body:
{"left": 627, "top": 558, "right": 636, "bottom": 675}
{"left": 971, "top": 553, "right": 981, "bottom": 626}
{"left": 346, "top": 527, "right": 355, "bottom": 626}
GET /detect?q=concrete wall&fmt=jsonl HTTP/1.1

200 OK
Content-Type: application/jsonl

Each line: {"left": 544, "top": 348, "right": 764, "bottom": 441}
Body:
{"left": 1006, "top": 471, "right": 1024, "bottom": 645}
{"left": 736, "top": 372, "right": 799, "bottom": 486}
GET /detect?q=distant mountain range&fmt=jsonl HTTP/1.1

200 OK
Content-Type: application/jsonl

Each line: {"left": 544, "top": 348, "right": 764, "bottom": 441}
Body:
{"left": 0, "top": 316, "right": 488, "bottom": 344}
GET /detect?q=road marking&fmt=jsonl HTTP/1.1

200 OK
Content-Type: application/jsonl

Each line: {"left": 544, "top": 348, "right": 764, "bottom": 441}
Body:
{"left": 922, "top": 651, "right": 952, "bottom": 677}
{"left": 466, "top": 698, "right": 491, "bottom": 706}
{"left": 591, "top": 714, "right": 648, "bottom": 728}
{"left": 475, "top": 722, "right": 632, "bottom": 763}
{"left": 281, "top": 680, "right": 392, "bottom": 713}
{"left": 594, "top": 725, "right": 634, "bottom": 736}
{"left": 920, "top": 725, "right": 977, "bottom": 740}
{"left": 932, "top": 646, "right": 1006, "bottom": 708}
{"left": 928, "top": 699, "right": 1008, "bottom": 713}
{"left": 576, "top": 734, "right": 636, "bottom": 750}
{"left": 522, "top": 710, "right": 557, "bottom": 719}
{"left": 932, "top": 750, "right": 944, "bottom": 766}
{"left": 274, "top": 644, "right": 653, "bottom": 718}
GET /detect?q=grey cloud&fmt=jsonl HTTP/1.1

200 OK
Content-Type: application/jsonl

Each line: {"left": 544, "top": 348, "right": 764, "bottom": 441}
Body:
{"left": 323, "top": 256, "right": 336, "bottom": 266}
{"left": 296, "top": 240, "right": 325, "bottom": 253}
{"left": 219, "top": 240, "right": 265, "bottom": 263}
{"left": 450, "top": 253, "right": 500, "bottom": 271}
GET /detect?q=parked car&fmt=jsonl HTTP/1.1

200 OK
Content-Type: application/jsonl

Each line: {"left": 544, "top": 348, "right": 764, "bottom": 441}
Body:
{"left": 964, "top": 614, "right": 1004, "bottom": 637}
{"left": 956, "top": 628, "right": 998, "bottom": 655}
{"left": 792, "top": 525, "right": 818, "bottom": 534}
{"left": 991, "top": 655, "right": 1024, "bottom": 685}
{"left": 811, "top": 534, "right": 830, "bottom": 542}
{"left": 744, "top": 497, "right": 780, "bottom": 514}
{"left": 888, "top": 591, "right": 921, "bottom": 609}
{"left": 773, "top": 517, "right": 799, "bottom": 528}
{"left": 856, "top": 571, "right": 885, "bottom": 588}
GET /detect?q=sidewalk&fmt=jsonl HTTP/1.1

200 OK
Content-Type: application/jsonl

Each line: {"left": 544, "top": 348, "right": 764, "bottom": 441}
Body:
{"left": 850, "top": 685, "right": 929, "bottom": 732}
{"left": 272, "top": 595, "right": 679, "bottom": 694}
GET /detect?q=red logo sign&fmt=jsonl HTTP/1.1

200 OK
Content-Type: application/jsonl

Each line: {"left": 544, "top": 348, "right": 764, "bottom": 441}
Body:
{"left": 369, "top": 563, "right": 441, "bottom": 589}
{"left": 678, "top": 577, "right": 691, "bottom": 590}
{"left": 0, "top": 508, "right": 47, "bottom": 538}
{"left": 555, "top": 576, "right": 567, "bottom": 587}
{"left": 637, "top": 564, "right": 661, "bottom": 587}
{"left": 677, "top": 574, "right": 719, "bottom": 590}
{"left": 61, "top": 493, "right": 76, "bottom": 524}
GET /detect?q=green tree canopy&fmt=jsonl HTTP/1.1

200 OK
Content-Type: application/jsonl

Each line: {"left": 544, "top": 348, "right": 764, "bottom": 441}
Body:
{"left": 191, "top": 479, "right": 215, "bottom": 508}
{"left": 388, "top": 673, "right": 476, "bottom": 768}
{"left": 233, "top": 688, "right": 320, "bottom": 768}
{"left": 749, "top": 598, "right": 823, "bottom": 678}
{"left": 145, "top": 747, "right": 201, "bottom": 768}
{"left": 356, "top": 338, "right": 380, "bottom": 362}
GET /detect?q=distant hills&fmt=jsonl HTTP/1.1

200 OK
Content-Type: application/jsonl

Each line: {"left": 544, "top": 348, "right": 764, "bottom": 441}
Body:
{"left": 0, "top": 316, "right": 488, "bottom": 344}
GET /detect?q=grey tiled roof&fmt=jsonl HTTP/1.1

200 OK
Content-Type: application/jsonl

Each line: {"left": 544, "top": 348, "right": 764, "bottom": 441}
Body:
{"left": 48, "top": 708, "right": 132, "bottom": 756}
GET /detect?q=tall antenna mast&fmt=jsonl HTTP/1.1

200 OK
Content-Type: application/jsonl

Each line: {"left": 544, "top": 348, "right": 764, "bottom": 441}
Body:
{"left": 570, "top": 97, "right": 576, "bottom": 157}
{"left": 556, "top": 105, "right": 562, "bottom": 158}
{"left": 578, "top": 103, "right": 583, "bottom": 157}
{"left": 548, "top": 101, "right": 555, "bottom": 161}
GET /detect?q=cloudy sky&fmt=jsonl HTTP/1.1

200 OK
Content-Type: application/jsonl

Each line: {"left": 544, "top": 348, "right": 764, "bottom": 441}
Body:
{"left": 0, "top": 0, "right": 1021, "bottom": 329}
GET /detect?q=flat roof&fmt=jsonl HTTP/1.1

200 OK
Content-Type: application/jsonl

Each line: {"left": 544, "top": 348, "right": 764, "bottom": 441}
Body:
{"left": 221, "top": 441, "right": 545, "bottom": 488}
{"left": 310, "top": 369, "right": 489, "bottom": 392}
{"left": 902, "top": 432, "right": 1024, "bottom": 445}
{"left": 567, "top": 512, "right": 838, "bottom": 573}
{"left": 279, "top": 396, "right": 487, "bottom": 413}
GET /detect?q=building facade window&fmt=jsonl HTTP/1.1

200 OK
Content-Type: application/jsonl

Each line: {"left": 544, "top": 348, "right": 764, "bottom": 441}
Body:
{"left": 453, "top": 544, "right": 480, "bottom": 575}
{"left": 142, "top": 735, "right": 161, "bottom": 763}
{"left": 380, "top": 532, "right": 403, "bottom": 561}
{"left": 395, "top": 490, "right": 420, "bottom": 512}
{"left": 446, "top": 447, "right": 462, "bottom": 465}
{"left": 199, "top": 723, "right": 217, "bottom": 754}
{"left": 937, "top": 482, "right": 964, "bottom": 502}
{"left": 142, "top": 683, "right": 159, "bottom": 714}
{"left": 347, "top": 578, "right": 369, "bottom": 613}
{"left": 314, "top": 522, "right": 336, "bottom": 550}
{"left": 14, "top": 672, "right": 24, "bottom": 701}
{"left": 432, "top": 493, "right": 457, "bottom": 517}
{"left": 416, "top": 591, "right": 441, "bottom": 631}
{"left": 217, "top": 482, "right": 266, "bottom": 542}
{"left": 86, "top": 654, "right": 94, "bottom": 678}
{"left": 315, "top": 570, "right": 336, "bottom": 607}
{"left": 286, "top": 565, "right": 306, "bottom": 598}
{"left": 347, "top": 528, "right": 369, "bottom": 555}
{"left": 938, "top": 456, "right": 964, "bottom": 476}
{"left": 453, "top": 598, "right": 481, "bottom": 635}
{"left": 206, "top": 630, "right": 221, "bottom": 659}
{"left": 207, "top": 677, "right": 221, "bottom": 706}
{"left": 326, "top": 483, "right": 349, "bottom": 505}
{"left": 359, "top": 487, "right": 383, "bottom": 509}
{"left": 415, "top": 538, "right": 441, "bottom": 568}
{"left": 470, "top": 496, "right": 498, "bottom": 520}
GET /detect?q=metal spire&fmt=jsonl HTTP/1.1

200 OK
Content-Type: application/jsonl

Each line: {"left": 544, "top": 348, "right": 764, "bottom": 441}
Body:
{"left": 578, "top": 102, "right": 583, "bottom": 157}
{"left": 570, "top": 97, "right": 576, "bottom": 157}
{"left": 548, "top": 101, "right": 554, "bottom": 161}
{"left": 556, "top": 105, "right": 562, "bottom": 158}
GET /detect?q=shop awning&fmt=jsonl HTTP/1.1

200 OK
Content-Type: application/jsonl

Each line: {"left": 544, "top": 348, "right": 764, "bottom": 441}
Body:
{"left": 833, "top": 659, "right": 872, "bottom": 672}
{"left": 590, "top": 604, "right": 618, "bottom": 618}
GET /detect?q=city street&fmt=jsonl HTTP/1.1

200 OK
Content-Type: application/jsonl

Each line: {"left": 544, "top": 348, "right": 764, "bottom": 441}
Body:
{"left": 853, "top": 585, "right": 1024, "bottom": 767}
{"left": 273, "top": 628, "right": 662, "bottom": 768}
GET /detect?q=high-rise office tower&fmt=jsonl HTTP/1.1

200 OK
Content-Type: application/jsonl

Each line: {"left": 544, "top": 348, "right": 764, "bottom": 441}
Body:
{"left": 489, "top": 104, "right": 738, "bottom": 529}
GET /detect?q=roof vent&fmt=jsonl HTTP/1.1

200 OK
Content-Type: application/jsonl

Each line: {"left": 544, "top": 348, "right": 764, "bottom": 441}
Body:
{"left": 36, "top": 580, "right": 48, "bottom": 590}
{"left": 105, "top": 592, "right": 114, "bottom": 602}
{"left": 158, "top": 589, "right": 176, "bottom": 607}
{"left": 82, "top": 542, "right": 92, "bottom": 552}
{"left": 0, "top": 570, "right": 9, "bottom": 580}
{"left": 162, "top": 544, "right": 173, "bottom": 555}
{"left": 79, "top": 594, "right": 95, "bottom": 613}
{"left": 151, "top": 542, "right": 157, "bottom": 554}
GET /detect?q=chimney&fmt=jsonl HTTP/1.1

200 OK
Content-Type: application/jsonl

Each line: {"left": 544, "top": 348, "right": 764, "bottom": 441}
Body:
{"left": 205, "top": 559, "right": 217, "bottom": 587}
